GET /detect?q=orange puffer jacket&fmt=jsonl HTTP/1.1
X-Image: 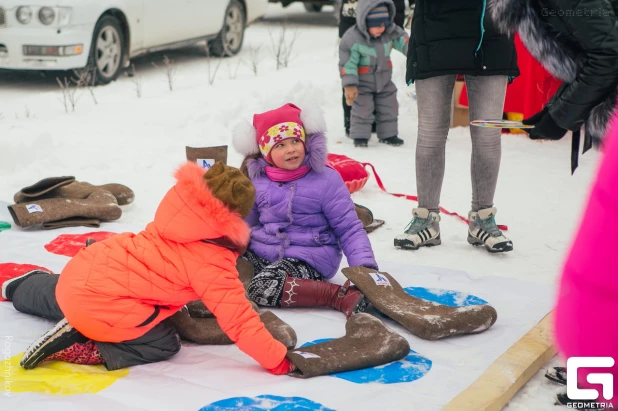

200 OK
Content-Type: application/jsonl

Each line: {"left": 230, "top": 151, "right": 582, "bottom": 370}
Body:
{"left": 56, "top": 162, "right": 287, "bottom": 370}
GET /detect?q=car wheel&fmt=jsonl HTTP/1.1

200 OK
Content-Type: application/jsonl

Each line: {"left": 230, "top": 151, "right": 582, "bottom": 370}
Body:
{"left": 87, "top": 15, "right": 125, "bottom": 85}
{"left": 304, "top": 3, "right": 323, "bottom": 12}
{"left": 209, "top": 0, "right": 246, "bottom": 57}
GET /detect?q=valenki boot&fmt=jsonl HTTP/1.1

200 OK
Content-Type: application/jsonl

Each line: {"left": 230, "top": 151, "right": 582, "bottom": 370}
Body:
{"left": 187, "top": 300, "right": 259, "bottom": 319}
{"left": 186, "top": 145, "right": 228, "bottom": 169}
{"left": 167, "top": 306, "right": 297, "bottom": 349}
{"left": 186, "top": 257, "right": 255, "bottom": 318}
{"left": 236, "top": 257, "right": 255, "bottom": 287}
{"left": 280, "top": 277, "right": 369, "bottom": 319}
{"left": 41, "top": 218, "right": 102, "bottom": 229}
{"left": 13, "top": 176, "right": 73, "bottom": 201}
{"left": 8, "top": 190, "right": 122, "bottom": 229}
{"left": 287, "top": 313, "right": 409, "bottom": 378}
{"left": 14, "top": 177, "right": 134, "bottom": 205}
{"left": 341, "top": 267, "right": 498, "bottom": 340}
{"left": 354, "top": 203, "right": 385, "bottom": 233}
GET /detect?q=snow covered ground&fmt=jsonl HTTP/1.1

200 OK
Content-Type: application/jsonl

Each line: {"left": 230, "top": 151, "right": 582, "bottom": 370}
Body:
{"left": 0, "top": 3, "right": 600, "bottom": 409}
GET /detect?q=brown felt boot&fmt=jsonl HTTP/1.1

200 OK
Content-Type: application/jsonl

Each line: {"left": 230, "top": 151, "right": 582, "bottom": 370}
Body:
{"left": 167, "top": 306, "right": 297, "bottom": 349}
{"left": 354, "top": 203, "right": 385, "bottom": 233}
{"left": 287, "top": 313, "right": 409, "bottom": 378}
{"left": 341, "top": 267, "right": 498, "bottom": 340}
{"left": 8, "top": 191, "right": 122, "bottom": 229}
{"left": 14, "top": 177, "right": 134, "bottom": 206}
{"left": 187, "top": 300, "right": 258, "bottom": 319}
{"left": 280, "top": 277, "right": 369, "bottom": 319}
{"left": 236, "top": 257, "right": 255, "bottom": 287}
{"left": 186, "top": 257, "right": 255, "bottom": 318}
{"left": 185, "top": 145, "right": 228, "bottom": 169}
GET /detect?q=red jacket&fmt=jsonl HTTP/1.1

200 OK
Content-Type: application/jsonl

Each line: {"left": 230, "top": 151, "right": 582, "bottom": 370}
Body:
{"left": 56, "top": 162, "right": 287, "bottom": 370}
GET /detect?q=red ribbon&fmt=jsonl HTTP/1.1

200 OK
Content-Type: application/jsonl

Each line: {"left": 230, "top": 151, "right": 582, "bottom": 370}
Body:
{"left": 361, "top": 162, "right": 508, "bottom": 231}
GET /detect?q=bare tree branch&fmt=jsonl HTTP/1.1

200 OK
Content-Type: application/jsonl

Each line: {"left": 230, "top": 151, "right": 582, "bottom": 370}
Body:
{"left": 131, "top": 64, "right": 143, "bottom": 98}
{"left": 204, "top": 46, "right": 224, "bottom": 85}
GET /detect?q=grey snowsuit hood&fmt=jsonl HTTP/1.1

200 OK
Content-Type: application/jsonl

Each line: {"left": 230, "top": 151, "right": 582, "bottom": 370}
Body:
{"left": 339, "top": 0, "right": 409, "bottom": 140}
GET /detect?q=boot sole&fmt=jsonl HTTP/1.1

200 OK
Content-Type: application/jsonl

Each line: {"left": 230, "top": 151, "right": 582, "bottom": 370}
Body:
{"left": 394, "top": 236, "right": 441, "bottom": 250}
{"left": 467, "top": 236, "right": 513, "bottom": 253}
{"left": 21, "top": 318, "right": 88, "bottom": 369}
{"left": 379, "top": 141, "right": 404, "bottom": 146}
{"left": 365, "top": 219, "right": 385, "bottom": 234}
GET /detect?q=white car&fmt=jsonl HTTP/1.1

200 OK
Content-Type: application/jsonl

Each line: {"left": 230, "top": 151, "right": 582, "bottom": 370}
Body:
{"left": 0, "top": 0, "right": 268, "bottom": 84}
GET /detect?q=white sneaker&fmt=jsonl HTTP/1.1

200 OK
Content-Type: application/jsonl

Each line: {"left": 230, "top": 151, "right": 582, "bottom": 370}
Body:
{"left": 467, "top": 208, "right": 513, "bottom": 253}
{"left": 394, "top": 208, "right": 441, "bottom": 250}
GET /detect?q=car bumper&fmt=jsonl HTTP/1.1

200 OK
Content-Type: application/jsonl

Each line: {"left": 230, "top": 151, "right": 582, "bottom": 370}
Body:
{"left": 0, "top": 24, "right": 93, "bottom": 70}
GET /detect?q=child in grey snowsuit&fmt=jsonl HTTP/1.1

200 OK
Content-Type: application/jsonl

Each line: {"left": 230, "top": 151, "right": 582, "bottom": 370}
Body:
{"left": 338, "top": 0, "right": 411, "bottom": 137}
{"left": 339, "top": 0, "right": 409, "bottom": 147}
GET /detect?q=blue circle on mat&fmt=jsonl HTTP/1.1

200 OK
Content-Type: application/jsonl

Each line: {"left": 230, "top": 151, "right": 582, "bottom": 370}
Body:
{"left": 403, "top": 287, "right": 488, "bottom": 306}
{"left": 300, "top": 339, "right": 432, "bottom": 384}
{"left": 199, "top": 395, "right": 335, "bottom": 411}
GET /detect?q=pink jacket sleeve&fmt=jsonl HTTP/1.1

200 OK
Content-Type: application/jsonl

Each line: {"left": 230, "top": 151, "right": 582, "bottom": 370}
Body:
{"left": 554, "top": 113, "right": 618, "bottom": 404}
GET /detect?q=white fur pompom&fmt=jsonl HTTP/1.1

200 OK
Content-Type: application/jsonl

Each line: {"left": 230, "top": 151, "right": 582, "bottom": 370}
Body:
{"left": 299, "top": 104, "right": 327, "bottom": 134}
{"left": 232, "top": 119, "right": 259, "bottom": 155}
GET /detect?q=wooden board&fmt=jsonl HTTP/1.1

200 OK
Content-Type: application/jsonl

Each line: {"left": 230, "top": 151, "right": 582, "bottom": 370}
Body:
{"left": 442, "top": 312, "right": 555, "bottom": 411}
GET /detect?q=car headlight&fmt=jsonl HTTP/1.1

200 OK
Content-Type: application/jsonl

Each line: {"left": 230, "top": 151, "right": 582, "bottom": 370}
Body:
{"left": 16, "top": 6, "right": 33, "bottom": 24}
{"left": 39, "top": 7, "right": 55, "bottom": 25}
{"left": 57, "top": 7, "right": 72, "bottom": 27}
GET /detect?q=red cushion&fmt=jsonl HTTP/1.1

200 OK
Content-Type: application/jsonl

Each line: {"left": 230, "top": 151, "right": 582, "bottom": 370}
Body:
{"left": 327, "top": 153, "right": 369, "bottom": 194}
{"left": 0, "top": 263, "right": 52, "bottom": 301}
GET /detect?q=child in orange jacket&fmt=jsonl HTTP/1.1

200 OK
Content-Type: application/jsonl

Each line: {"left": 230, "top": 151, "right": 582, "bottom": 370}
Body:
{"left": 2, "top": 162, "right": 294, "bottom": 375}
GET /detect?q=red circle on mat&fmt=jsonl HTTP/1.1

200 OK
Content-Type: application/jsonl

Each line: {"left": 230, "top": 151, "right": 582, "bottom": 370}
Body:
{"left": 44, "top": 232, "right": 117, "bottom": 258}
{"left": 0, "top": 263, "right": 52, "bottom": 301}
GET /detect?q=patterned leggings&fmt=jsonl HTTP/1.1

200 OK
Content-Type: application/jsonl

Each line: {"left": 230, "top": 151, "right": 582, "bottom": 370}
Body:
{"left": 244, "top": 250, "right": 323, "bottom": 307}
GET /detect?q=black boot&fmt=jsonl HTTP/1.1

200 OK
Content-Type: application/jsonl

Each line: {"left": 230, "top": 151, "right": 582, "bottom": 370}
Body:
{"left": 20, "top": 318, "right": 92, "bottom": 369}
{"left": 556, "top": 391, "right": 599, "bottom": 407}
{"left": 379, "top": 136, "right": 404, "bottom": 146}
{"left": 1, "top": 270, "right": 50, "bottom": 301}
{"left": 354, "top": 139, "right": 369, "bottom": 147}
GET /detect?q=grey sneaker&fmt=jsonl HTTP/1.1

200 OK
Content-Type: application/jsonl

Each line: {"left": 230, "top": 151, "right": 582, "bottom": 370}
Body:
{"left": 394, "top": 208, "right": 441, "bottom": 250}
{"left": 467, "top": 208, "right": 513, "bottom": 253}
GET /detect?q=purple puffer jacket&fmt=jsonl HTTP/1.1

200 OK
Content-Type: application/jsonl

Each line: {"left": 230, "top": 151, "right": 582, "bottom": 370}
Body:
{"left": 245, "top": 132, "right": 378, "bottom": 279}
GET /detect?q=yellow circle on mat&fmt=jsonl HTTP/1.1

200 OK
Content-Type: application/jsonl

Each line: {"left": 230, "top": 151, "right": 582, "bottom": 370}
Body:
{"left": 1, "top": 353, "right": 129, "bottom": 396}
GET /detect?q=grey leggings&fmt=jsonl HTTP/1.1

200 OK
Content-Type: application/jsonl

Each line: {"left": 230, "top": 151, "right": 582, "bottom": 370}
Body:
{"left": 415, "top": 75, "right": 507, "bottom": 212}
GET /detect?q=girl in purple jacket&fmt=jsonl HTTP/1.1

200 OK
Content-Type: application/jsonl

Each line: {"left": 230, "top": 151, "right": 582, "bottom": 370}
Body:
{"left": 232, "top": 103, "right": 379, "bottom": 318}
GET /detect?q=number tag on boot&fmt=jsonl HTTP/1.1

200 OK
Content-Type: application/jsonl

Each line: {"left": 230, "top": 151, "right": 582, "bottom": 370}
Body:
{"left": 369, "top": 272, "right": 391, "bottom": 287}
{"left": 197, "top": 159, "right": 216, "bottom": 170}
{"left": 293, "top": 351, "right": 321, "bottom": 359}
{"left": 26, "top": 204, "right": 43, "bottom": 213}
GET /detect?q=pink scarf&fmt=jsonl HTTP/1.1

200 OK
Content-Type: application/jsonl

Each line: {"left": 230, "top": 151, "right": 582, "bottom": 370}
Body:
{"left": 264, "top": 165, "right": 311, "bottom": 182}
